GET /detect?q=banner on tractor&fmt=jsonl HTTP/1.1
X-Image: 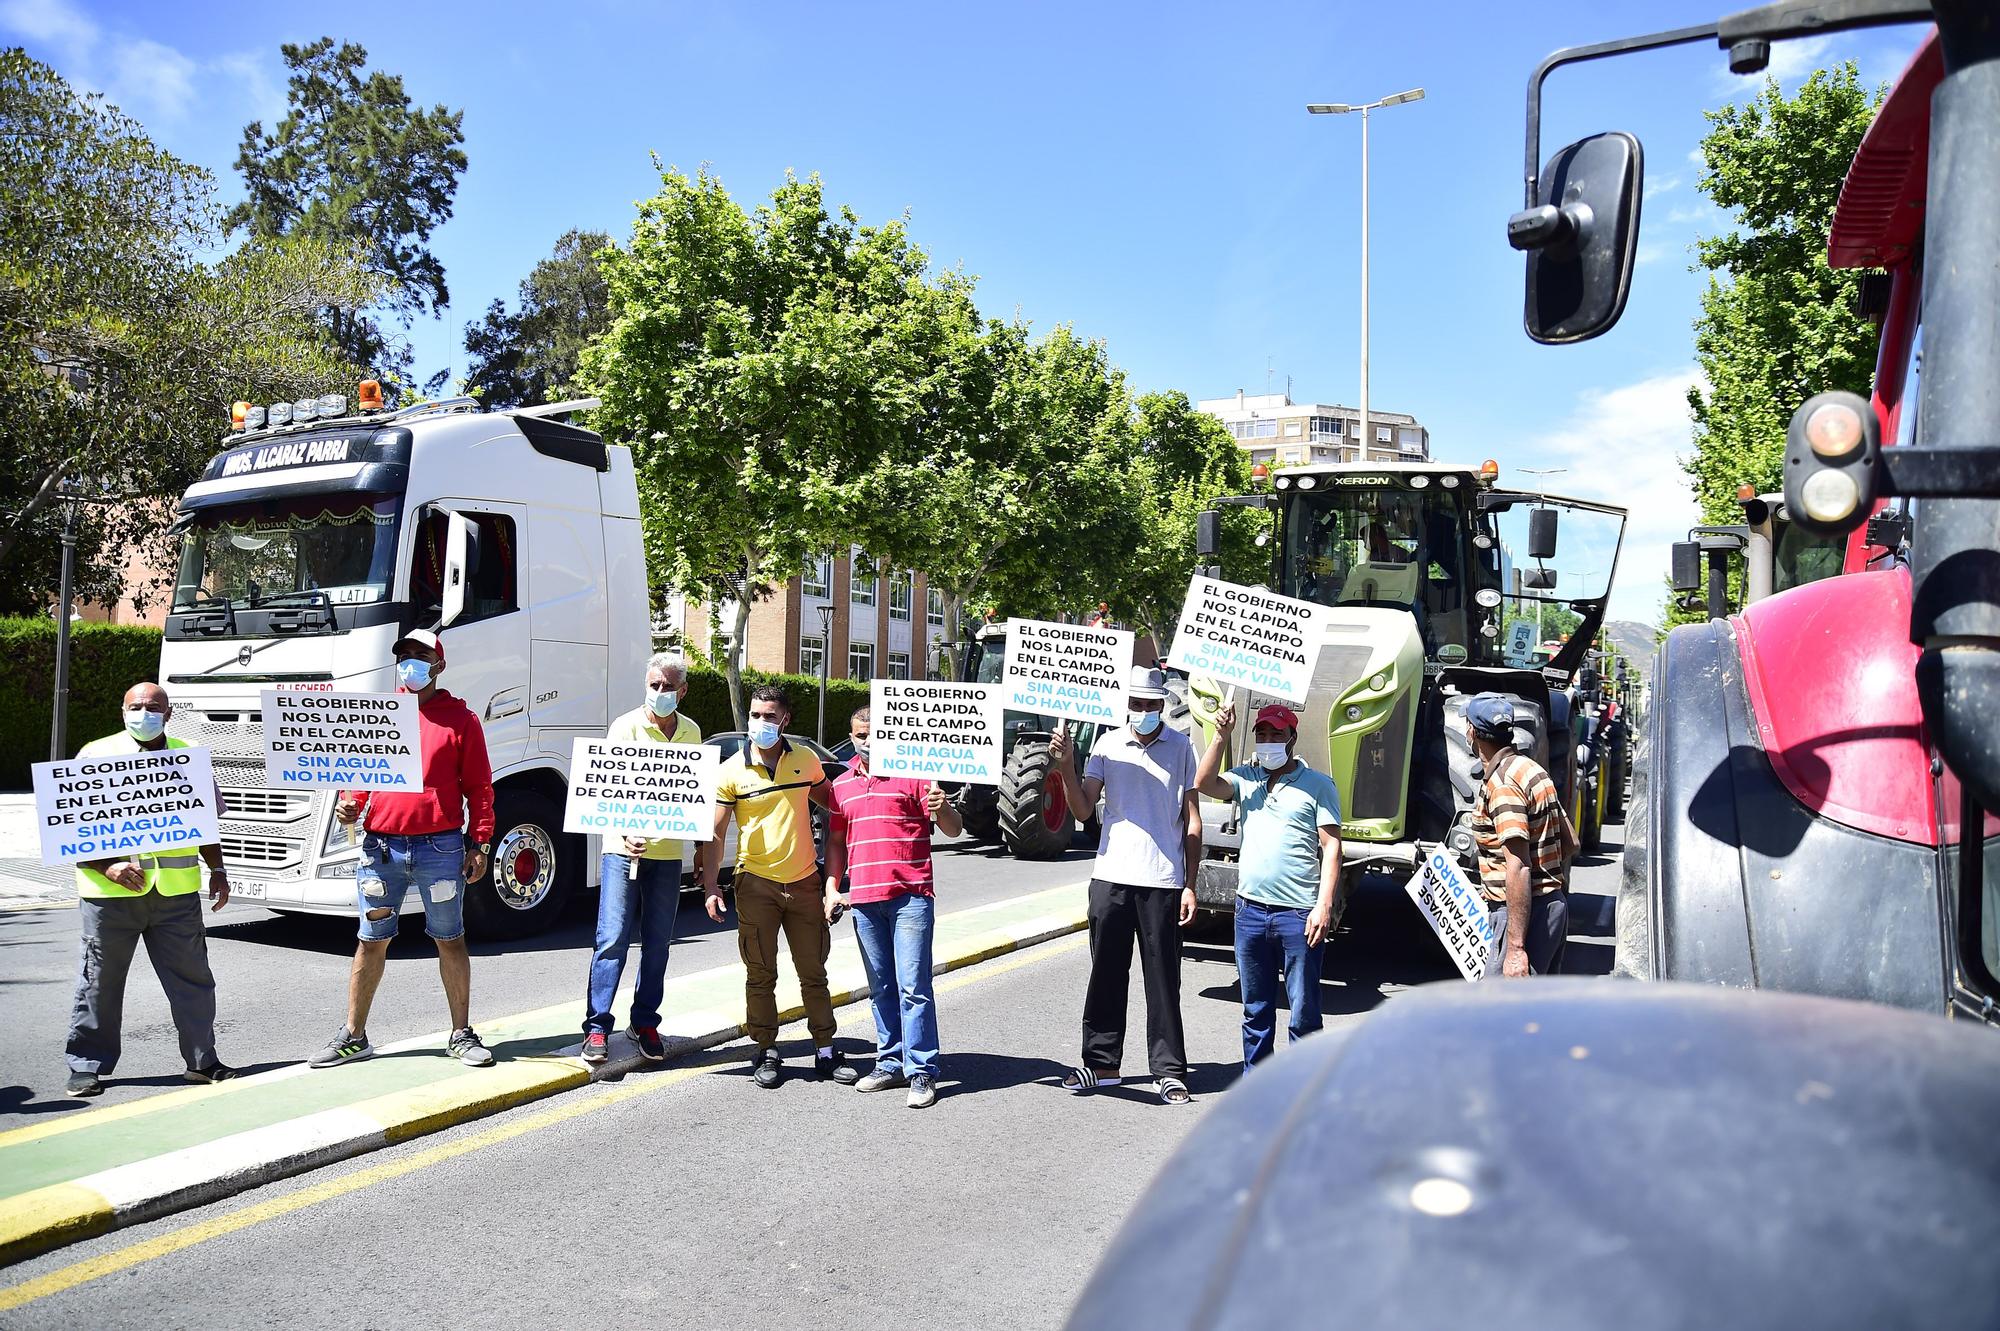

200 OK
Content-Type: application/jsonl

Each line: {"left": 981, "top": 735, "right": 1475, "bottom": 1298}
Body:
{"left": 1166, "top": 576, "right": 1328, "bottom": 704}
{"left": 260, "top": 689, "right": 421, "bottom": 790}
{"left": 32, "top": 747, "right": 220, "bottom": 866}
{"left": 1403, "top": 848, "right": 1496, "bottom": 981}
{"left": 563, "top": 738, "right": 717, "bottom": 842}
{"left": 1001, "top": 618, "right": 1133, "bottom": 726}
{"left": 870, "top": 681, "right": 1004, "bottom": 784}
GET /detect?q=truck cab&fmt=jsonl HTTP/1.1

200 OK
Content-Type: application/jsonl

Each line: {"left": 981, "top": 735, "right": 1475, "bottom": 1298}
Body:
{"left": 162, "top": 389, "right": 648, "bottom": 938}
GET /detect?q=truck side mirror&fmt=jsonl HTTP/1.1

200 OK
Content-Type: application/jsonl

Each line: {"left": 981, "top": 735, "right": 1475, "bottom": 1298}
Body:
{"left": 1510, "top": 131, "right": 1644, "bottom": 344}
{"left": 1523, "top": 567, "right": 1559, "bottom": 590}
{"left": 1528, "top": 508, "right": 1559, "bottom": 559}
{"left": 441, "top": 511, "right": 478, "bottom": 628}
{"left": 1195, "top": 509, "right": 1221, "bottom": 560}
{"left": 1670, "top": 541, "right": 1702, "bottom": 593}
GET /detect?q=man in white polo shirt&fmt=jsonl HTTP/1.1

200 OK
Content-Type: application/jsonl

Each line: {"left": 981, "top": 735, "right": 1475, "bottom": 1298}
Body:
{"left": 1050, "top": 666, "right": 1201, "bottom": 1106}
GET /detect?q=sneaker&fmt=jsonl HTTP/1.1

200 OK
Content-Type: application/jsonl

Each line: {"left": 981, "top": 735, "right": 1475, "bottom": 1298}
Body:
{"left": 580, "top": 1032, "right": 608, "bottom": 1065}
{"left": 184, "top": 1063, "right": 239, "bottom": 1084}
{"left": 66, "top": 1071, "right": 103, "bottom": 1098}
{"left": 907, "top": 1073, "right": 937, "bottom": 1109}
{"left": 816, "top": 1050, "right": 860, "bottom": 1085}
{"left": 448, "top": 1027, "right": 494, "bottom": 1068}
{"left": 753, "top": 1047, "right": 783, "bottom": 1089}
{"left": 855, "top": 1067, "right": 907, "bottom": 1093}
{"left": 309, "top": 1028, "right": 374, "bottom": 1070}
{"left": 630, "top": 1026, "right": 666, "bottom": 1063}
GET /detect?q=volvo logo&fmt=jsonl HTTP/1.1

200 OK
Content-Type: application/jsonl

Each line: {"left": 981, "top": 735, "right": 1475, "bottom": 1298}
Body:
{"left": 236, "top": 645, "right": 254, "bottom": 667}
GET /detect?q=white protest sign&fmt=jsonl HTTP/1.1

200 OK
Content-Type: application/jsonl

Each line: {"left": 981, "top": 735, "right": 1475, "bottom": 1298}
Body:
{"left": 260, "top": 690, "right": 422, "bottom": 790}
{"left": 1505, "top": 620, "right": 1537, "bottom": 665}
{"left": 1403, "top": 847, "right": 1497, "bottom": 981}
{"left": 1001, "top": 618, "right": 1133, "bottom": 726}
{"left": 870, "top": 680, "right": 1003, "bottom": 784}
{"left": 32, "top": 746, "right": 220, "bottom": 867}
{"left": 1166, "top": 576, "right": 1328, "bottom": 705}
{"left": 563, "top": 738, "right": 718, "bottom": 843}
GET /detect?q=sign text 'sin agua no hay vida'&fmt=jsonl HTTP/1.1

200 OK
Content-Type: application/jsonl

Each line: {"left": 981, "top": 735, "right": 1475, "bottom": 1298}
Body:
{"left": 1001, "top": 618, "right": 1133, "bottom": 726}
{"left": 1166, "top": 576, "right": 1328, "bottom": 704}
{"left": 870, "top": 681, "right": 1003, "bottom": 784}
{"left": 260, "top": 689, "right": 421, "bottom": 790}
{"left": 32, "top": 747, "right": 221, "bottom": 867}
{"left": 563, "top": 739, "right": 718, "bottom": 842}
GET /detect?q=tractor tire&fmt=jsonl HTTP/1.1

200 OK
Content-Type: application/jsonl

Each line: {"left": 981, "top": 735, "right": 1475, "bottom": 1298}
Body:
{"left": 1604, "top": 732, "right": 1629, "bottom": 822}
{"left": 1580, "top": 774, "right": 1603, "bottom": 856}
{"left": 958, "top": 784, "right": 1001, "bottom": 843}
{"left": 999, "top": 738, "right": 1073, "bottom": 860}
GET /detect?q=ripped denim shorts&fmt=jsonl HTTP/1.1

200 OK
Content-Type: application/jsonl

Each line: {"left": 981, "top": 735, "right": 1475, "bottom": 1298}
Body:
{"left": 355, "top": 831, "right": 466, "bottom": 942}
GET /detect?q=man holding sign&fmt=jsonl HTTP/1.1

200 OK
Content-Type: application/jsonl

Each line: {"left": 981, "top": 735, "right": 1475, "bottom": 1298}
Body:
{"left": 1464, "top": 694, "right": 1575, "bottom": 977}
{"left": 61, "top": 683, "right": 234, "bottom": 1098}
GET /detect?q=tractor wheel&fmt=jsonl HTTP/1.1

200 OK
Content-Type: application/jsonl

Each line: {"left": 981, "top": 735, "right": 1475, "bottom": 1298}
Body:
{"left": 957, "top": 784, "right": 1001, "bottom": 843}
{"left": 1604, "top": 733, "right": 1629, "bottom": 822}
{"left": 999, "top": 738, "right": 1073, "bottom": 860}
{"left": 1580, "top": 774, "right": 1603, "bottom": 856}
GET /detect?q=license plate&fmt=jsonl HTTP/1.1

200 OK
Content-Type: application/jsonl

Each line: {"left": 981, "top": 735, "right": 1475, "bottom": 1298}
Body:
{"left": 231, "top": 880, "right": 267, "bottom": 900}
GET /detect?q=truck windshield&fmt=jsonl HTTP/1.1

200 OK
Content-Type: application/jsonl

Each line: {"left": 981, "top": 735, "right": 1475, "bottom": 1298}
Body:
{"left": 1281, "top": 484, "right": 1479, "bottom": 661}
{"left": 172, "top": 495, "right": 399, "bottom": 611}
{"left": 1772, "top": 519, "right": 1846, "bottom": 593}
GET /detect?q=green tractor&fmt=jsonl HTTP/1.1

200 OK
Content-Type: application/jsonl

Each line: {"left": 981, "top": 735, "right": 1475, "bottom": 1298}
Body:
{"left": 1185, "top": 459, "right": 1627, "bottom": 923}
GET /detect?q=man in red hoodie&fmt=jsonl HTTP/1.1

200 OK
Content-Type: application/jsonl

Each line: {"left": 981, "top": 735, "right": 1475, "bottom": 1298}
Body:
{"left": 309, "top": 629, "right": 497, "bottom": 1069}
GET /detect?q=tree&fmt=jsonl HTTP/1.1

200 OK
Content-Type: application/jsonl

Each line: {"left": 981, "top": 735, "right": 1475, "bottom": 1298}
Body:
{"left": 582, "top": 168, "right": 984, "bottom": 726}
{"left": 463, "top": 230, "right": 614, "bottom": 407}
{"left": 228, "top": 37, "right": 467, "bottom": 392}
{"left": 0, "top": 51, "right": 375, "bottom": 611}
{"left": 1672, "top": 65, "right": 1883, "bottom": 625}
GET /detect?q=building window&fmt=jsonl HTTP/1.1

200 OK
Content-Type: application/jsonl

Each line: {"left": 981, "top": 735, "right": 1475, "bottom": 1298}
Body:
{"left": 1252, "top": 419, "right": 1277, "bottom": 438}
{"left": 889, "top": 571, "right": 912, "bottom": 621}
{"left": 802, "top": 553, "right": 830, "bottom": 598}
{"left": 848, "top": 641, "right": 875, "bottom": 680}
{"left": 888, "top": 651, "right": 911, "bottom": 680}
{"left": 1281, "top": 446, "right": 1306, "bottom": 464}
{"left": 926, "top": 586, "right": 945, "bottom": 626}
{"left": 1281, "top": 420, "right": 1303, "bottom": 437}
{"left": 1309, "top": 416, "right": 1343, "bottom": 439}
{"left": 1250, "top": 449, "right": 1276, "bottom": 465}
{"left": 800, "top": 635, "right": 825, "bottom": 679}
{"left": 850, "top": 547, "right": 876, "bottom": 606}
{"left": 1397, "top": 427, "right": 1425, "bottom": 450}
{"left": 1376, "top": 425, "right": 1392, "bottom": 443}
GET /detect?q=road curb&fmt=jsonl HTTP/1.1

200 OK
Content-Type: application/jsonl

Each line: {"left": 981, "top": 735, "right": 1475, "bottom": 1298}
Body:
{"left": 0, "top": 894, "right": 1088, "bottom": 1268}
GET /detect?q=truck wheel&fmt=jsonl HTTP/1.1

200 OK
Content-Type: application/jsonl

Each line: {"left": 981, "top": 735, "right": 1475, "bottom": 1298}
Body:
{"left": 466, "top": 790, "right": 576, "bottom": 941}
{"left": 999, "top": 739, "right": 1073, "bottom": 860}
{"left": 957, "top": 784, "right": 1001, "bottom": 843}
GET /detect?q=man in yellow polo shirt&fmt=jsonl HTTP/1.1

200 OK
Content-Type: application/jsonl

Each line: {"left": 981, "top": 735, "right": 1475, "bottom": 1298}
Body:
{"left": 65, "top": 682, "right": 235, "bottom": 1098}
{"left": 704, "top": 684, "right": 855, "bottom": 1089}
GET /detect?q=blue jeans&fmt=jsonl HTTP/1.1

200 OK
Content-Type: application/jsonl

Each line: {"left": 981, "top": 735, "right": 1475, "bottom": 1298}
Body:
{"left": 585, "top": 854, "right": 682, "bottom": 1034}
{"left": 356, "top": 832, "right": 465, "bottom": 942}
{"left": 852, "top": 892, "right": 939, "bottom": 1078}
{"left": 1234, "top": 895, "right": 1325, "bottom": 1067}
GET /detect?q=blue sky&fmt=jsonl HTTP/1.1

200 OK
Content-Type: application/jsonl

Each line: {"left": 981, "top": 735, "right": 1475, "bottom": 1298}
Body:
{"left": 6, "top": 0, "right": 1924, "bottom": 624}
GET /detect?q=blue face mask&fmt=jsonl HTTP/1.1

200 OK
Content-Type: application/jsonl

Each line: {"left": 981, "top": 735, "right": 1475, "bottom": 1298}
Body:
{"left": 748, "top": 718, "right": 781, "bottom": 749}
{"left": 646, "top": 688, "right": 679, "bottom": 719}
{"left": 124, "top": 707, "right": 166, "bottom": 741}
{"left": 1129, "top": 708, "right": 1162, "bottom": 736}
{"left": 396, "top": 658, "right": 434, "bottom": 691}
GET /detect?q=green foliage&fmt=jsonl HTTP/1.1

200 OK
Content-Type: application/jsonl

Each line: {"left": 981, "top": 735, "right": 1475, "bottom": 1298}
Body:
{"left": 463, "top": 229, "right": 614, "bottom": 407}
{"left": 0, "top": 619, "right": 163, "bottom": 788}
{"left": 0, "top": 51, "right": 375, "bottom": 614}
{"left": 677, "top": 666, "right": 871, "bottom": 748}
{"left": 228, "top": 37, "right": 468, "bottom": 391}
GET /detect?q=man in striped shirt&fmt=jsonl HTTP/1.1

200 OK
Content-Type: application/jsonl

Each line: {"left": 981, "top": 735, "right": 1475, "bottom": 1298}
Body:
{"left": 823, "top": 704, "right": 964, "bottom": 1109}
{"left": 1465, "top": 693, "right": 1576, "bottom": 977}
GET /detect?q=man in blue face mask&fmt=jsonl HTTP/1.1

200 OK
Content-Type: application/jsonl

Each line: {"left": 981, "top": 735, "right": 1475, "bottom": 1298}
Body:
{"left": 577, "top": 652, "right": 703, "bottom": 1065}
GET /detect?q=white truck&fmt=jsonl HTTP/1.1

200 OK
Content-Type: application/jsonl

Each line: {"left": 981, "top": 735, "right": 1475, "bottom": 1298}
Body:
{"left": 161, "top": 386, "right": 648, "bottom": 938}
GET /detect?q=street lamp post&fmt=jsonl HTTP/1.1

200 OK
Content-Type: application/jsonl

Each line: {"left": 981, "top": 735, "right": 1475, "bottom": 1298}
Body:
{"left": 1307, "top": 88, "right": 1424, "bottom": 460}
{"left": 815, "top": 602, "right": 835, "bottom": 745}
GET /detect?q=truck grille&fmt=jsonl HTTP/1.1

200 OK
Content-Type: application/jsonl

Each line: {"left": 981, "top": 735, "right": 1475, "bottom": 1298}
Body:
{"left": 221, "top": 835, "right": 300, "bottom": 869}
{"left": 222, "top": 788, "right": 310, "bottom": 818}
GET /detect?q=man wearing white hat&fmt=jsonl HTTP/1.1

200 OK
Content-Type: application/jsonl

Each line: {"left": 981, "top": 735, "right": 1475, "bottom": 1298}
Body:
{"left": 1050, "top": 665, "right": 1201, "bottom": 1106}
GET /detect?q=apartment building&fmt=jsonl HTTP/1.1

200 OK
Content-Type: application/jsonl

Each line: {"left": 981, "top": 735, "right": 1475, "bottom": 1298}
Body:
{"left": 1195, "top": 391, "right": 1430, "bottom": 468}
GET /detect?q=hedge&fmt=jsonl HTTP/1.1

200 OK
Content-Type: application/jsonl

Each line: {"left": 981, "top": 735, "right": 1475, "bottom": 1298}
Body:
{"left": 0, "top": 617, "right": 877, "bottom": 789}
{"left": 0, "top": 619, "right": 165, "bottom": 789}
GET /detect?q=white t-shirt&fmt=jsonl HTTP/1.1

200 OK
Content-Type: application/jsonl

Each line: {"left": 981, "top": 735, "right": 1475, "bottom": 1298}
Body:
{"left": 1084, "top": 726, "right": 1197, "bottom": 890}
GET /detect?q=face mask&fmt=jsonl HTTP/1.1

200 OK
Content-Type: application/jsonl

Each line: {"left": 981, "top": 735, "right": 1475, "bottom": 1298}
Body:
{"left": 396, "top": 658, "right": 434, "bottom": 691}
{"left": 748, "top": 718, "right": 781, "bottom": 749}
{"left": 646, "top": 689, "right": 679, "bottom": 718}
{"left": 124, "top": 707, "right": 166, "bottom": 741}
{"left": 1255, "top": 742, "right": 1290, "bottom": 771}
{"left": 851, "top": 738, "right": 869, "bottom": 758}
{"left": 1129, "top": 708, "right": 1162, "bottom": 736}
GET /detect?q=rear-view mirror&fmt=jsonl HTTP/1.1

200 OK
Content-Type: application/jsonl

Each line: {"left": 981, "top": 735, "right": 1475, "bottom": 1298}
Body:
{"left": 1670, "top": 541, "right": 1702, "bottom": 593}
{"left": 1528, "top": 508, "right": 1559, "bottom": 559}
{"left": 1523, "top": 567, "right": 1559, "bottom": 591}
{"left": 1195, "top": 510, "right": 1220, "bottom": 560}
{"left": 1510, "top": 131, "right": 1644, "bottom": 344}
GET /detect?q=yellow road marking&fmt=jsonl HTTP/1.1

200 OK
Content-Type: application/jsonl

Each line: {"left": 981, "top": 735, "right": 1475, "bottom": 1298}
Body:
{"left": 0, "top": 931, "right": 1088, "bottom": 1312}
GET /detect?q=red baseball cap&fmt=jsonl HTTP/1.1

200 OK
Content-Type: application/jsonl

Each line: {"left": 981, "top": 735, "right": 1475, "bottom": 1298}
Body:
{"left": 392, "top": 628, "right": 445, "bottom": 665}
{"left": 1254, "top": 704, "right": 1299, "bottom": 732}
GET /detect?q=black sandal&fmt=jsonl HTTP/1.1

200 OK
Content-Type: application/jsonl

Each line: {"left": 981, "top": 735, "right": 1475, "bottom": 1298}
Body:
{"left": 1157, "top": 1076, "right": 1192, "bottom": 1106}
{"left": 1062, "top": 1066, "right": 1123, "bottom": 1094}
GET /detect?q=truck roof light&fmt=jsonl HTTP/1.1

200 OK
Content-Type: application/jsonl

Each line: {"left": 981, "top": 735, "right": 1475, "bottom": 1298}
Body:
{"left": 1409, "top": 474, "right": 1430, "bottom": 488}
{"left": 1275, "top": 475, "right": 1293, "bottom": 490}
{"left": 357, "top": 379, "right": 384, "bottom": 411}
{"left": 230, "top": 401, "right": 250, "bottom": 430}
{"left": 1479, "top": 459, "right": 1500, "bottom": 483}
{"left": 244, "top": 405, "right": 266, "bottom": 429}
{"left": 1250, "top": 462, "right": 1270, "bottom": 487}
{"left": 318, "top": 393, "right": 346, "bottom": 418}
{"left": 1296, "top": 475, "right": 1317, "bottom": 490}
{"left": 267, "top": 402, "right": 292, "bottom": 425}
{"left": 1440, "top": 474, "right": 1460, "bottom": 488}
{"left": 293, "top": 398, "right": 318, "bottom": 423}
{"left": 1736, "top": 482, "right": 1758, "bottom": 501}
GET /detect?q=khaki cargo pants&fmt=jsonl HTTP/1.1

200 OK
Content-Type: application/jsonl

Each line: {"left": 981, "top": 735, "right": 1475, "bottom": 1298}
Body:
{"left": 734, "top": 871, "right": 836, "bottom": 1048}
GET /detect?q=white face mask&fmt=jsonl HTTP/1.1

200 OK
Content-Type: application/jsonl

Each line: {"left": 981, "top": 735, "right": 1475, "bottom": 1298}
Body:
{"left": 646, "top": 688, "right": 679, "bottom": 718}
{"left": 1129, "top": 708, "right": 1162, "bottom": 736}
{"left": 124, "top": 707, "right": 166, "bottom": 741}
{"left": 748, "top": 718, "right": 781, "bottom": 749}
{"left": 1255, "top": 742, "right": 1290, "bottom": 771}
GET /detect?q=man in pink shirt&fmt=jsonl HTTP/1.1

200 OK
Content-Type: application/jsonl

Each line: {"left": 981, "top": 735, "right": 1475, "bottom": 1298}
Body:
{"left": 823, "top": 703, "right": 964, "bottom": 1109}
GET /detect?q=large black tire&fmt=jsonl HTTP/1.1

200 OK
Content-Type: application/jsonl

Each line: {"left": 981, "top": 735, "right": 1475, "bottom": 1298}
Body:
{"left": 1580, "top": 771, "right": 1603, "bottom": 856}
{"left": 958, "top": 784, "right": 1001, "bottom": 843}
{"left": 999, "top": 738, "right": 1073, "bottom": 860}
{"left": 1604, "top": 730, "right": 1629, "bottom": 822}
{"left": 465, "top": 789, "right": 577, "bottom": 941}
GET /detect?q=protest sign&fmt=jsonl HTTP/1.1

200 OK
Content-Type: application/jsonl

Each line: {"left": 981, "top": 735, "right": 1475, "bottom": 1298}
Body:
{"left": 1403, "top": 847, "right": 1497, "bottom": 981}
{"left": 870, "top": 681, "right": 1003, "bottom": 784}
{"left": 563, "top": 738, "right": 718, "bottom": 847}
{"left": 1166, "top": 576, "right": 1327, "bottom": 704}
{"left": 1505, "top": 619, "right": 1538, "bottom": 665}
{"left": 261, "top": 690, "right": 421, "bottom": 790}
{"left": 1001, "top": 618, "right": 1133, "bottom": 726}
{"left": 32, "top": 747, "right": 220, "bottom": 867}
